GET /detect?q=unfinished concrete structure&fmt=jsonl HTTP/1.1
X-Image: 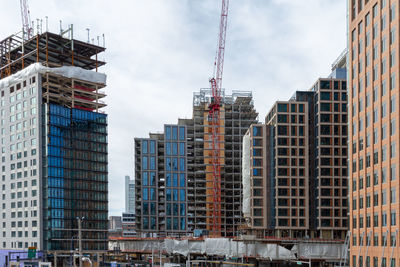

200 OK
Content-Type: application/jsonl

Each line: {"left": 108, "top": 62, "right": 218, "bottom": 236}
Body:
{"left": 242, "top": 55, "right": 348, "bottom": 240}
{"left": 135, "top": 89, "right": 258, "bottom": 237}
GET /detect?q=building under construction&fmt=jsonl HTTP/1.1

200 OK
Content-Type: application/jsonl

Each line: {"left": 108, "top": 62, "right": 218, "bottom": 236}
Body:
{"left": 135, "top": 89, "right": 258, "bottom": 237}
{"left": 0, "top": 26, "right": 108, "bottom": 259}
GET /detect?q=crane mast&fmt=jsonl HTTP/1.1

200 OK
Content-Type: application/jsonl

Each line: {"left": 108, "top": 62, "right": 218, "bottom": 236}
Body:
{"left": 20, "top": 0, "right": 33, "bottom": 39}
{"left": 208, "top": 0, "right": 229, "bottom": 237}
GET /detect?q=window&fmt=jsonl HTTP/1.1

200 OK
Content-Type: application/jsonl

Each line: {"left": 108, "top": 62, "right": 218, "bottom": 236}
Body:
{"left": 383, "top": 145, "right": 387, "bottom": 161}
{"left": 382, "top": 190, "right": 387, "bottom": 205}
{"left": 391, "top": 3, "right": 396, "bottom": 21}
{"left": 382, "top": 123, "right": 387, "bottom": 139}
{"left": 382, "top": 168, "right": 387, "bottom": 183}
{"left": 391, "top": 142, "right": 396, "bottom": 158}
{"left": 391, "top": 188, "right": 396, "bottom": 203}
{"left": 391, "top": 119, "right": 396, "bottom": 135}
{"left": 382, "top": 14, "right": 387, "bottom": 31}
{"left": 391, "top": 165, "right": 396, "bottom": 180}
{"left": 391, "top": 73, "right": 396, "bottom": 90}
{"left": 391, "top": 27, "right": 396, "bottom": 44}
{"left": 277, "top": 104, "right": 287, "bottom": 112}
{"left": 382, "top": 58, "right": 387, "bottom": 75}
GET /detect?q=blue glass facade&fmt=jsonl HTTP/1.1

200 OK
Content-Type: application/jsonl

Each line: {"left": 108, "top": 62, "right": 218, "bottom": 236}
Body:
{"left": 165, "top": 125, "right": 187, "bottom": 231}
{"left": 141, "top": 139, "right": 157, "bottom": 230}
{"left": 44, "top": 104, "right": 108, "bottom": 250}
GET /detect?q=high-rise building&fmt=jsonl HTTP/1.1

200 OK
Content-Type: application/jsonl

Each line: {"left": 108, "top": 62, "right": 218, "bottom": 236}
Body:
{"left": 135, "top": 90, "right": 258, "bottom": 237}
{"left": 0, "top": 28, "right": 108, "bottom": 251}
{"left": 349, "top": 1, "right": 399, "bottom": 266}
{"left": 125, "top": 175, "right": 135, "bottom": 213}
{"left": 243, "top": 55, "right": 348, "bottom": 239}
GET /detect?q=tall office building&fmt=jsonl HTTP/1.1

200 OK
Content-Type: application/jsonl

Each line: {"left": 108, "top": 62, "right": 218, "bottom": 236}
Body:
{"left": 0, "top": 28, "right": 108, "bottom": 251}
{"left": 349, "top": 1, "right": 400, "bottom": 266}
{"left": 125, "top": 175, "right": 135, "bottom": 213}
{"left": 135, "top": 90, "right": 258, "bottom": 237}
{"left": 243, "top": 55, "right": 348, "bottom": 239}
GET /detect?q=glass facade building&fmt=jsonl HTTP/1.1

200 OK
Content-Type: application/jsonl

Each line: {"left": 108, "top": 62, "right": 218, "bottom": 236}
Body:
{"left": 164, "top": 125, "right": 187, "bottom": 232}
{"left": 44, "top": 104, "right": 108, "bottom": 250}
{"left": 140, "top": 138, "right": 158, "bottom": 231}
{"left": 135, "top": 90, "right": 258, "bottom": 237}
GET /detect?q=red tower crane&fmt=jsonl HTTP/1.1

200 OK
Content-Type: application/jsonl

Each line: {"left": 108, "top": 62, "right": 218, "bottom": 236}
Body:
{"left": 208, "top": 0, "right": 229, "bottom": 237}
{"left": 20, "top": 0, "right": 33, "bottom": 39}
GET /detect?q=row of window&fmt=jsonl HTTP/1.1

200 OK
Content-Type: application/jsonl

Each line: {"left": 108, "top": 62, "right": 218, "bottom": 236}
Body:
{"left": 165, "top": 126, "right": 185, "bottom": 141}
{"left": 319, "top": 113, "right": 347, "bottom": 123}
{"left": 2, "top": 179, "right": 37, "bottom": 190}
{"left": 276, "top": 198, "right": 306, "bottom": 207}
{"left": 352, "top": 144, "right": 395, "bottom": 172}
{"left": 276, "top": 218, "right": 306, "bottom": 227}
{"left": 2, "top": 241, "right": 38, "bottom": 249}
{"left": 142, "top": 140, "right": 156, "bottom": 154}
{"left": 1, "top": 210, "right": 38, "bottom": 220}
{"left": 351, "top": 110, "right": 396, "bottom": 138}
{"left": 353, "top": 255, "right": 395, "bottom": 267}
{"left": 352, "top": 211, "right": 397, "bottom": 229}
{"left": 277, "top": 125, "right": 305, "bottom": 136}
{"left": 320, "top": 102, "right": 347, "bottom": 113}
{"left": 277, "top": 114, "right": 305, "bottom": 124}
{"left": 2, "top": 220, "right": 37, "bottom": 228}
{"left": 352, "top": 164, "right": 396, "bottom": 190}
{"left": 318, "top": 91, "right": 347, "bottom": 101}
{"left": 352, "top": 84, "right": 396, "bottom": 113}
{"left": 276, "top": 137, "right": 306, "bottom": 146}
{"left": 277, "top": 103, "right": 305, "bottom": 113}
{"left": 352, "top": 188, "right": 396, "bottom": 209}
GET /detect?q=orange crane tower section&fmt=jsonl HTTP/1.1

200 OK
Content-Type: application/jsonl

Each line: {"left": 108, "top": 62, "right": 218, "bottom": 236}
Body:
{"left": 208, "top": 0, "right": 229, "bottom": 237}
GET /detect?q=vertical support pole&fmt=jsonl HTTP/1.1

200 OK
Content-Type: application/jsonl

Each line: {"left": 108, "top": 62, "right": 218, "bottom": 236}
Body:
{"left": 46, "top": 73, "right": 49, "bottom": 103}
{"left": 46, "top": 32, "right": 49, "bottom": 66}
{"left": 7, "top": 38, "right": 11, "bottom": 76}
{"left": 36, "top": 34, "right": 39, "bottom": 62}
{"left": 159, "top": 240, "right": 162, "bottom": 267}
{"left": 72, "top": 80, "right": 75, "bottom": 108}
{"left": 22, "top": 28, "right": 25, "bottom": 69}
{"left": 78, "top": 217, "right": 82, "bottom": 267}
{"left": 71, "top": 24, "right": 74, "bottom": 66}
{"left": 96, "top": 51, "right": 98, "bottom": 72}
{"left": 96, "top": 85, "right": 99, "bottom": 112}
{"left": 151, "top": 241, "right": 154, "bottom": 267}
{"left": 54, "top": 252, "right": 57, "bottom": 267}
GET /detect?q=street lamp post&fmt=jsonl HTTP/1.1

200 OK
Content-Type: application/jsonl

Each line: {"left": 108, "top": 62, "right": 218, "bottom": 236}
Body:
{"left": 77, "top": 217, "right": 85, "bottom": 267}
{"left": 70, "top": 236, "right": 76, "bottom": 267}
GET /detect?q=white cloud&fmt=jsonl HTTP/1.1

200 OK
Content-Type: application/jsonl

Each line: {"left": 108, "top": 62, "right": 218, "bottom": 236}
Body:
{"left": 0, "top": 0, "right": 346, "bottom": 215}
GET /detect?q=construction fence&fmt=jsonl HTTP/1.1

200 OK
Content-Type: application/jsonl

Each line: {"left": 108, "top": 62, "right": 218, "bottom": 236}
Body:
{"left": 109, "top": 238, "right": 345, "bottom": 261}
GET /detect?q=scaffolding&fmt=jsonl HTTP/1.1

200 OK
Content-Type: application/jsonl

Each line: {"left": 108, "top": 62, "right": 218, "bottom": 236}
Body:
{"left": 0, "top": 28, "right": 105, "bottom": 79}
{"left": 191, "top": 89, "right": 258, "bottom": 237}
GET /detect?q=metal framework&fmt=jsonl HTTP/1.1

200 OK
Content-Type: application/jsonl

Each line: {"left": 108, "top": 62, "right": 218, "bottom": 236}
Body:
{"left": 0, "top": 29, "right": 105, "bottom": 79}
{"left": 208, "top": 0, "right": 229, "bottom": 238}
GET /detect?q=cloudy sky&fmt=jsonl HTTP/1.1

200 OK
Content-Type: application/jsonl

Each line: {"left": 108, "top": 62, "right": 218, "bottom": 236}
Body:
{"left": 0, "top": 0, "right": 347, "bottom": 215}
